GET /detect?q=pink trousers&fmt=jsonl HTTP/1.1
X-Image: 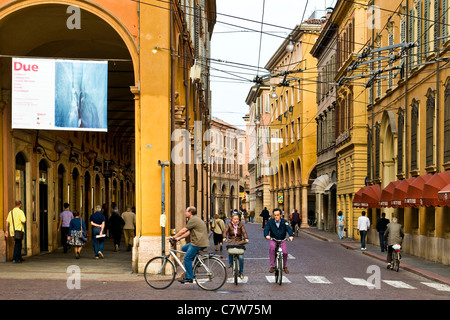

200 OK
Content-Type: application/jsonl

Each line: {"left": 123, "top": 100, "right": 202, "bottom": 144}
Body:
{"left": 269, "top": 240, "right": 288, "bottom": 268}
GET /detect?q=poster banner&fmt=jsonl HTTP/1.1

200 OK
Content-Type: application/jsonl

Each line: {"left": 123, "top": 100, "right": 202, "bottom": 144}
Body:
{"left": 12, "top": 58, "right": 108, "bottom": 131}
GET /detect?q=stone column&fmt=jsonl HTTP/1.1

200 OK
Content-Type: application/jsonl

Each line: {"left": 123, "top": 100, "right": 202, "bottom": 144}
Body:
{"left": 300, "top": 185, "right": 309, "bottom": 228}
{"left": 289, "top": 187, "right": 295, "bottom": 219}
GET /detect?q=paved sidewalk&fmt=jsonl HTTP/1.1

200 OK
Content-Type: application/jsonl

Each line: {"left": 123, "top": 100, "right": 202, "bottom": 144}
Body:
{"left": 0, "top": 237, "right": 141, "bottom": 281}
{"left": 301, "top": 227, "right": 450, "bottom": 286}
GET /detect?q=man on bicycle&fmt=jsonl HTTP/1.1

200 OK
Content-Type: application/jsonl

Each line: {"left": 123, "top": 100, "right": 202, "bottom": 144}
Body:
{"left": 264, "top": 208, "right": 294, "bottom": 274}
{"left": 383, "top": 217, "right": 404, "bottom": 269}
{"left": 170, "top": 206, "right": 209, "bottom": 284}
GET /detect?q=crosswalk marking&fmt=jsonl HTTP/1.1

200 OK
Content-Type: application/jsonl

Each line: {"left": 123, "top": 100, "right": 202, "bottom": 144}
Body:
{"left": 265, "top": 275, "right": 291, "bottom": 283}
{"left": 343, "top": 277, "right": 374, "bottom": 287}
{"left": 226, "top": 276, "right": 248, "bottom": 284}
{"left": 383, "top": 280, "right": 416, "bottom": 289}
{"left": 421, "top": 282, "right": 450, "bottom": 292}
{"left": 305, "top": 276, "right": 332, "bottom": 284}
{"left": 225, "top": 274, "right": 448, "bottom": 293}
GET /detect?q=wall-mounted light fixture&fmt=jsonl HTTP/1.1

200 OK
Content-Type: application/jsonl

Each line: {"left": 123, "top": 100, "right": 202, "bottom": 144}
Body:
{"left": 69, "top": 141, "right": 97, "bottom": 169}
{"left": 33, "top": 133, "right": 66, "bottom": 162}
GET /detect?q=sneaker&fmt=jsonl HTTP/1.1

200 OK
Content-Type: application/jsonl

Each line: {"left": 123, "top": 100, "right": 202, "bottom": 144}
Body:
{"left": 114, "top": 244, "right": 119, "bottom": 252}
{"left": 387, "top": 263, "right": 391, "bottom": 269}
{"left": 98, "top": 252, "right": 104, "bottom": 258}
{"left": 269, "top": 267, "right": 275, "bottom": 273}
{"left": 239, "top": 274, "right": 244, "bottom": 280}
{"left": 283, "top": 267, "right": 290, "bottom": 274}
{"left": 178, "top": 278, "right": 193, "bottom": 284}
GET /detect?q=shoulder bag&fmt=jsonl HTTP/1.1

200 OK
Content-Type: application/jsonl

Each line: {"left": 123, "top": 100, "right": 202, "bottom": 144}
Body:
{"left": 80, "top": 218, "right": 88, "bottom": 242}
{"left": 11, "top": 210, "right": 24, "bottom": 241}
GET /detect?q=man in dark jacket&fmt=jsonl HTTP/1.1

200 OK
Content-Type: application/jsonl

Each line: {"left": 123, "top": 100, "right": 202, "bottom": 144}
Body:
{"left": 108, "top": 207, "right": 125, "bottom": 252}
{"left": 264, "top": 208, "right": 294, "bottom": 274}
{"left": 260, "top": 207, "right": 270, "bottom": 228}
{"left": 376, "top": 212, "right": 390, "bottom": 252}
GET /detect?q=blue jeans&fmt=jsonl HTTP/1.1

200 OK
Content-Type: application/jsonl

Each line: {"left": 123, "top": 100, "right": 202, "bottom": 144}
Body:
{"left": 360, "top": 230, "right": 367, "bottom": 249}
{"left": 92, "top": 227, "right": 105, "bottom": 257}
{"left": 338, "top": 223, "right": 344, "bottom": 239}
{"left": 228, "top": 254, "right": 244, "bottom": 275}
{"left": 182, "top": 243, "right": 205, "bottom": 280}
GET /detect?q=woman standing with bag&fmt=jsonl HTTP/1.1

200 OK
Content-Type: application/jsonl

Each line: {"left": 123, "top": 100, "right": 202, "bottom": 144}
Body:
{"left": 223, "top": 214, "right": 249, "bottom": 279}
{"left": 67, "top": 210, "right": 87, "bottom": 259}
{"left": 211, "top": 214, "right": 225, "bottom": 251}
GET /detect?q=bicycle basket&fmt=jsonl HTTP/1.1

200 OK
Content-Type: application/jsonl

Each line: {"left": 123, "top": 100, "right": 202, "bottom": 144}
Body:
{"left": 226, "top": 245, "right": 246, "bottom": 255}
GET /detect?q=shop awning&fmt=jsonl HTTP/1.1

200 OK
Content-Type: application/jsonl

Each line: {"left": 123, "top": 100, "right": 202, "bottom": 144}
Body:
{"left": 405, "top": 174, "right": 433, "bottom": 207}
{"left": 379, "top": 180, "right": 401, "bottom": 207}
{"left": 311, "top": 174, "right": 330, "bottom": 194}
{"left": 360, "top": 184, "right": 381, "bottom": 208}
{"left": 438, "top": 183, "right": 450, "bottom": 204}
{"left": 422, "top": 171, "right": 450, "bottom": 207}
{"left": 390, "top": 177, "right": 414, "bottom": 208}
{"left": 352, "top": 186, "right": 365, "bottom": 208}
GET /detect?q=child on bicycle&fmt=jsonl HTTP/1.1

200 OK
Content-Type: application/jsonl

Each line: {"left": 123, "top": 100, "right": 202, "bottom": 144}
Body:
{"left": 264, "top": 208, "right": 294, "bottom": 274}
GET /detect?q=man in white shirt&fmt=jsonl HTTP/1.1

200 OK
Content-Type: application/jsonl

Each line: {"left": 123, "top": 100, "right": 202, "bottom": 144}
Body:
{"left": 357, "top": 211, "right": 371, "bottom": 251}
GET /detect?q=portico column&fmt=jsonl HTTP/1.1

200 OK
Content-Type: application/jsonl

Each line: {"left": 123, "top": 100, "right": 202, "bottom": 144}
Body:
{"left": 289, "top": 187, "right": 295, "bottom": 219}
{"left": 300, "top": 185, "right": 309, "bottom": 228}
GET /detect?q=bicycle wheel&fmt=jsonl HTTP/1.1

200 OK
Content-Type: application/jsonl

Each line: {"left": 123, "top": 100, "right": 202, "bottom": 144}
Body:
{"left": 394, "top": 252, "right": 400, "bottom": 272}
{"left": 144, "top": 256, "right": 176, "bottom": 289}
{"left": 233, "top": 255, "right": 239, "bottom": 285}
{"left": 194, "top": 256, "right": 227, "bottom": 291}
{"left": 275, "top": 253, "right": 283, "bottom": 285}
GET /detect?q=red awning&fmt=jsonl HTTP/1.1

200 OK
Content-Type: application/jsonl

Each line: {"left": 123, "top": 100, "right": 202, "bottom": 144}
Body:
{"left": 360, "top": 184, "right": 381, "bottom": 208}
{"left": 438, "top": 183, "right": 450, "bottom": 204}
{"left": 390, "top": 177, "right": 414, "bottom": 208}
{"left": 405, "top": 174, "right": 433, "bottom": 207}
{"left": 353, "top": 186, "right": 365, "bottom": 208}
{"left": 379, "top": 180, "right": 401, "bottom": 207}
{"left": 422, "top": 171, "right": 450, "bottom": 207}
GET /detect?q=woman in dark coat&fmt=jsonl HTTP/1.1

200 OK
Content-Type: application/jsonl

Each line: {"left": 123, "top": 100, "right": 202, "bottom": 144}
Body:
{"left": 108, "top": 207, "right": 125, "bottom": 251}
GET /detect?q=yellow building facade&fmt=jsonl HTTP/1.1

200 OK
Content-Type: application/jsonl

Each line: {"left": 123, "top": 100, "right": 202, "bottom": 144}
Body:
{"left": 329, "top": 0, "right": 370, "bottom": 239}
{"left": 267, "top": 20, "right": 321, "bottom": 225}
{"left": 363, "top": 0, "right": 450, "bottom": 264}
{"left": 0, "top": 0, "right": 216, "bottom": 272}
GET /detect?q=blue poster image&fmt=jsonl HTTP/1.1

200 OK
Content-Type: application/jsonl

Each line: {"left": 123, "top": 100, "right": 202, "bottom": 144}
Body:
{"left": 55, "top": 60, "right": 108, "bottom": 131}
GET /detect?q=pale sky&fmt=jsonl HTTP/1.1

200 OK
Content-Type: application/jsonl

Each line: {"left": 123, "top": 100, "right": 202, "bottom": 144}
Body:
{"left": 210, "top": 0, "right": 334, "bottom": 130}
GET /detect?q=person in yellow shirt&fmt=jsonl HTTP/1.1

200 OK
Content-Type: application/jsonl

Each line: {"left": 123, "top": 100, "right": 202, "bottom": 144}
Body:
{"left": 5, "top": 200, "right": 26, "bottom": 263}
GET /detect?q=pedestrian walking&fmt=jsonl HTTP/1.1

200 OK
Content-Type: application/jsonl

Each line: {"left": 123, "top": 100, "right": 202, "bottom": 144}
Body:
{"left": 109, "top": 207, "right": 125, "bottom": 252}
{"left": 290, "top": 209, "right": 301, "bottom": 232}
{"left": 383, "top": 217, "right": 404, "bottom": 269}
{"left": 336, "top": 211, "right": 345, "bottom": 239}
{"left": 57, "top": 203, "right": 73, "bottom": 253}
{"left": 67, "top": 210, "right": 87, "bottom": 259}
{"left": 357, "top": 211, "right": 371, "bottom": 251}
{"left": 5, "top": 200, "right": 26, "bottom": 263}
{"left": 211, "top": 214, "right": 225, "bottom": 251}
{"left": 376, "top": 212, "right": 390, "bottom": 252}
{"left": 121, "top": 206, "right": 136, "bottom": 251}
{"left": 90, "top": 205, "right": 106, "bottom": 259}
{"left": 260, "top": 207, "right": 270, "bottom": 228}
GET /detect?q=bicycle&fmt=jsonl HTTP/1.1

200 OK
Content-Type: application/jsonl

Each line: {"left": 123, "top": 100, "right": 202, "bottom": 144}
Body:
{"left": 144, "top": 239, "right": 227, "bottom": 291}
{"left": 270, "top": 237, "right": 291, "bottom": 285}
{"left": 390, "top": 243, "right": 401, "bottom": 272}
{"left": 226, "top": 244, "right": 246, "bottom": 285}
{"left": 292, "top": 223, "right": 300, "bottom": 237}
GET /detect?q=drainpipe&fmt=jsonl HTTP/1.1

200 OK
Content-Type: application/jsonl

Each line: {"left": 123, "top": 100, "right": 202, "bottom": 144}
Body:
{"left": 170, "top": 2, "right": 176, "bottom": 232}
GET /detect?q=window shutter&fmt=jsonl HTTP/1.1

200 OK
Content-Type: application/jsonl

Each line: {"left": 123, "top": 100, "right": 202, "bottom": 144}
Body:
{"left": 426, "top": 94, "right": 435, "bottom": 166}
{"left": 411, "top": 103, "right": 419, "bottom": 170}
{"left": 416, "top": 2, "right": 422, "bottom": 65}
{"left": 397, "top": 112, "right": 404, "bottom": 174}
{"left": 424, "top": 0, "right": 430, "bottom": 57}
{"left": 444, "top": 84, "right": 450, "bottom": 163}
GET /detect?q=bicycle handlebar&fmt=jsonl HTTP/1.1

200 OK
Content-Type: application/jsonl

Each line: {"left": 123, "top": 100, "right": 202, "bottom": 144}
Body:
{"left": 269, "top": 237, "right": 292, "bottom": 242}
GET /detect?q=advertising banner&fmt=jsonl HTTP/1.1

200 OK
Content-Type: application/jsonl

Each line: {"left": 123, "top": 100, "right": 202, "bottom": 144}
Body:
{"left": 12, "top": 57, "right": 108, "bottom": 131}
